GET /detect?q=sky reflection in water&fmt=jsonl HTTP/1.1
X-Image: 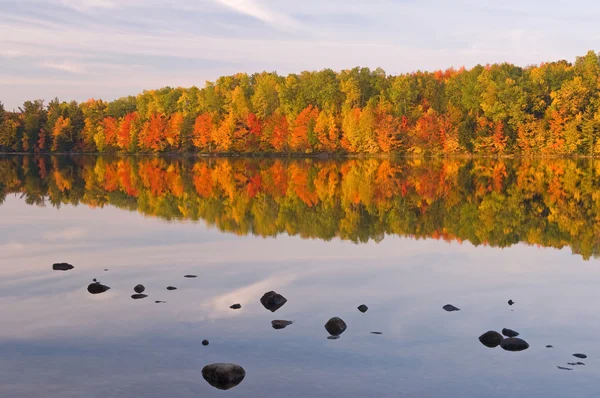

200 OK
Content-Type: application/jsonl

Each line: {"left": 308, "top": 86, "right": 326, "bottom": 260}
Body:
{"left": 1, "top": 158, "right": 600, "bottom": 397}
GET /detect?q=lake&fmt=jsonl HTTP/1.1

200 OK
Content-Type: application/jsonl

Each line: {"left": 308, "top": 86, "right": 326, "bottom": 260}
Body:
{"left": 1, "top": 155, "right": 599, "bottom": 397}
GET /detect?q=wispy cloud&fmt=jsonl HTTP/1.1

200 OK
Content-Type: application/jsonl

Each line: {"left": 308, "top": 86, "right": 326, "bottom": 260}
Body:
{"left": 213, "top": 0, "right": 302, "bottom": 31}
{"left": 39, "top": 60, "right": 86, "bottom": 74}
{"left": 0, "top": 49, "right": 23, "bottom": 58}
{"left": 58, "top": 0, "right": 116, "bottom": 11}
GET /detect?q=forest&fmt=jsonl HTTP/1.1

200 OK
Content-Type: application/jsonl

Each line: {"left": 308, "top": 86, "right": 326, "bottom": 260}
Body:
{"left": 1, "top": 155, "right": 599, "bottom": 259}
{"left": 3, "top": 51, "right": 600, "bottom": 156}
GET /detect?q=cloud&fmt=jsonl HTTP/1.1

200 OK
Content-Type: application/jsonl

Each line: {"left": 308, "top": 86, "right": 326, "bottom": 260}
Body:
{"left": 39, "top": 60, "right": 85, "bottom": 74}
{"left": 43, "top": 227, "right": 88, "bottom": 241}
{"left": 213, "top": 0, "right": 302, "bottom": 31}
{"left": 0, "top": 50, "right": 23, "bottom": 58}
{"left": 59, "top": 0, "right": 115, "bottom": 11}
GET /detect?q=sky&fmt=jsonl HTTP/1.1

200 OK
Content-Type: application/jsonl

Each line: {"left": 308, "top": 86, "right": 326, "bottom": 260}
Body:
{"left": 1, "top": 0, "right": 600, "bottom": 109}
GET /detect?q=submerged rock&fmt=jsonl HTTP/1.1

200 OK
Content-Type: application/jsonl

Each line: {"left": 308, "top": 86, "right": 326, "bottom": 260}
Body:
{"left": 325, "top": 317, "right": 347, "bottom": 336}
{"left": 271, "top": 320, "right": 293, "bottom": 330}
{"left": 155, "top": 300, "right": 166, "bottom": 304}
{"left": 500, "top": 338, "right": 530, "bottom": 352}
{"left": 104, "top": 269, "right": 108, "bottom": 271}
{"left": 443, "top": 304, "right": 460, "bottom": 312}
{"left": 202, "top": 339, "right": 209, "bottom": 346}
{"left": 184, "top": 275, "right": 197, "bottom": 278}
{"left": 87, "top": 282, "right": 110, "bottom": 295}
{"left": 508, "top": 300, "right": 515, "bottom": 306}
{"left": 573, "top": 353, "right": 587, "bottom": 359}
{"left": 230, "top": 304, "right": 242, "bottom": 310}
{"left": 557, "top": 366, "right": 573, "bottom": 371}
{"left": 567, "top": 362, "right": 585, "bottom": 366}
{"left": 52, "top": 263, "right": 74, "bottom": 271}
{"left": 134, "top": 284, "right": 145, "bottom": 294}
{"left": 546, "top": 345, "right": 554, "bottom": 348}
{"left": 260, "top": 291, "right": 287, "bottom": 312}
{"left": 327, "top": 336, "right": 340, "bottom": 340}
{"left": 131, "top": 294, "right": 148, "bottom": 300}
{"left": 166, "top": 286, "right": 177, "bottom": 291}
{"left": 358, "top": 304, "right": 368, "bottom": 313}
{"left": 479, "top": 331, "right": 503, "bottom": 348}
{"left": 371, "top": 332, "right": 383, "bottom": 335}
{"left": 202, "top": 363, "right": 245, "bottom": 391}
{"left": 502, "top": 328, "right": 520, "bottom": 338}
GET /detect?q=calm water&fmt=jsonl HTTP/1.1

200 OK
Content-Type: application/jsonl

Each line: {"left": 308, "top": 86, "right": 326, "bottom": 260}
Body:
{"left": 1, "top": 155, "right": 600, "bottom": 397}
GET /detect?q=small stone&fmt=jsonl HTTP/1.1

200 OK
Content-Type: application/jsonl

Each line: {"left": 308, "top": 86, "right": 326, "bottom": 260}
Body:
{"left": 202, "top": 363, "right": 245, "bottom": 391}
{"left": 479, "top": 331, "right": 503, "bottom": 348}
{"left": 155, "top": 301, "right": 166, "bottom": 303}
{"left": 443, "top": 304, "right": 460, "bottom": 312}
{"left": 557, "top": 366, "right": 573, "bottom": 371}
{"left": 567, "top": 362, "right": 585, "bottom": 366}
{"left": 358, "top": 304, "right": 368, "bottom": 313}
{"left": 87, "top": 282, "right": 110, "bottom": 295}
{"left": 52, "top": 263, "right": 74, "bottom": 271}
{"left": 371, "top": 332, "right": 383, "bottom": 335}
{"left": 324, "top": 317, "right": 347, "bottom": 336}
{"left": 573, "top": 353, "right": 587, "bottom": 359}
{"left": 327, "top": 336, "right": 340, "bottom": 340}
{"left": 502, "top": 328, "right": 519, "bottom": 338}
{"left": 104, "top": 269, "right": 108, "bottom": 271}
{"left": 508, "top": 300, "right": 515, "bottom": 306}
{"left": 230, "top": 304, "right": 242, "bottom": 310}
{"left": 131, "top": 294, "right": 148, "bottom": 300}
{"left": 134, "top": 284, "right": 145, "bottom": 294}
{"left": 202, "top": 339, "right": 209, "bottom": 346}
{"left": 271, "top": 320, "right": 293, "bottom": 330}
{"left": 500, "top": 338, "right": 530, "bottom": 352}
{"left": 166, "top": 286, "right": 177, "bottom": 290}
{"left": 184, "top": 275, "right": 197, "bottom": 278}
{"left": 546, "top": 345, "right": 553, "bottom": 348}
{"left": 260, "top": 291, "right": 287, "bottom": 312}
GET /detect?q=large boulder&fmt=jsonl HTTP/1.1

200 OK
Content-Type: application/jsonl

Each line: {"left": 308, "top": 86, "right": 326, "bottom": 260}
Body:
{"left": 271, "top": 320, "right": 293, "bottom": 330}
{"left": 324, "top": 317, "right": 347, "bottom": 336}
{"left": 87, "top": 282, "right": 110, "bottom": 295}
{"left": 478, "top": 331, "right": 503, "bottom": 348}
{"left": 502, "top": 328, "right": 519, "bottom": 338}
{"left": 500, "top": 338, "right": 530, "bottom": 352}
{"left": 134, "top": 284, "right": 145, "bottom": 294}
{"left": 202, "top": 363, "right": 246, "bottom": 390}
{"left": 52, "top": 263, "right": 74, "bottom": 271}
{"left": 260, "top": 291, "right": 287, "bottom": 312}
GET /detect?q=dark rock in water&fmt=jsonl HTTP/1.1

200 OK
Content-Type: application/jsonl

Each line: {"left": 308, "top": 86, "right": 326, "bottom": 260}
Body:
{"left": 131, "top": 294, "right": 148, "bottom": 300}
{"left": 104, "top": 269, "right": 108, "bottom": 271}
{"left": 327, "top": 336, "right": 340, "bottom": 340}
{"left": 93, "top": 278, "right": 97, "bottom": 282}
{"left": 502, "top": 328, "right": 520, "bottom": 338}
{"left": 202, "top": 339, "right": 209, "bottom": 346}
{"left": 371, "top": 332, "right": 383, "bottom": 335}
{"left": 508, "top": 300, "right": 515, "bottom": 306}
{"left": 443, "top": 304, "right": 460, "bottom": 312}
{"left": 325, "top": 317, "right": 347, "bottom": 336}
{"left": 166, "top": 286, "right": 177, "bottom": 291}
{"left": 202, "top": 363, "right": 245, "bottom": 391}
{"left": 260, "top": 291, "right": 287, "bottom": 312}
{"left": 557, "top": 366, "right": 573, "bottom": 371}
{"left": 478, "top": 331, "right": 503, "bottom": 348}
{"left": 230, "top": 304, "right": 242, "bottom": 310}
{"left": 184, "top": 275, "right": 197, "bottom": 278}
{"left": 52, "top": 263, "right": 74, "bottom": 271}
{"left": 134, "top": 284, "right": 145, "bottom": 294}
{"left": 546, "top": 345, "right": 553, "bottom": 348}
{"left": 567, "top": 362, "right": 585, "bottom": 366}
{"left": 87, "top": 282, "right": 110, "bottom": 295}
{"left": 155, "top": 301, "right": 166, "bottom": 304}
{"left": 500, "top": 338, "right": 530, "bottom": 352}
{"left": 358, "top": 304, "right": 368, "bottom": 313}
{"left": 573, "top": 353, "right": 587, "bottom": 359}
{"left": 271, "top": 320, "right": 293, "bottom": 330}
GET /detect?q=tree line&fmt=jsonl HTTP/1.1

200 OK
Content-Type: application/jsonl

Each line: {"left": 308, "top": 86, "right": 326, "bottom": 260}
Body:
{"left": 1, "top": 156, "right": 599, "bottom": 259}
{"left": 3, "top": 51, "right": 600, "bottom": 155}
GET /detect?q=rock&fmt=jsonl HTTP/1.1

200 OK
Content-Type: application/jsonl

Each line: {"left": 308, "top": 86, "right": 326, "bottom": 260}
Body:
{"left": 184, "top": 275, "right": 197, "bottom": 278}
{"left": 87, "top": 282, "right": 110, "bottom": 295}
{"left": 260, "top": 291, "right": 287, "bottom": 312}
{"left": 134, "top": 284, "right": 145, "bottom": 294}
{"left": 546, "top": 345, "right": 553, "bottom": 348}
{"left": 202, "top": 363, "right": 245, "bottom": 391}
{"left": 502, "top": 328, "right": 519, "bottom": 338}
{"left": 371, "top": 332, "right": 383, "bottom": 335}
{"left": 443, "top": 304, "right": 460, "bottom": 312}
{"left": 500, "top": 338, "right": 530, "bottom": 352}
{"left": 358, "top": 304, "right": 368, "bottom": 313}
{"left": 557, "top": 366, "right": 573, "bottom": 371}
{"left": 155, "top": 301, "right": 166, "bottom": 303}
{"left": 271, "top": 320, "right": 293, "bottom": 330}
{"left": 573, "top": 353, "right": 587, "bottom": 359}
{"left": 52, "top": 263, "right": 74, "bottom": 271}
{"left": 166, "top": 286, "right": 177, "bottom": 290}
{"left": 230, "top": 304, "right": 242, "bottom": 310}
{"left": 567, "top": 362, "right": 585, "bottom": 366}
{"left": 324, "top": 317, "right": 347, "bottom": 336}
{"left": 478, "top": 331, "right": 503, "bottom": 348}
{"left": 104, "top": 269, "right": 108, "bottom": 271}
{"left": 131, "top": 294, "right": 148, "bottom": 300}
{"left": 202, "top": 339, "right": 209, "bottom": 346}
{"left": 508, "top": 300, "right": 515, "bottom": 306}
{"left": 327, "top": 336, "right": 340, "bottom": 340}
